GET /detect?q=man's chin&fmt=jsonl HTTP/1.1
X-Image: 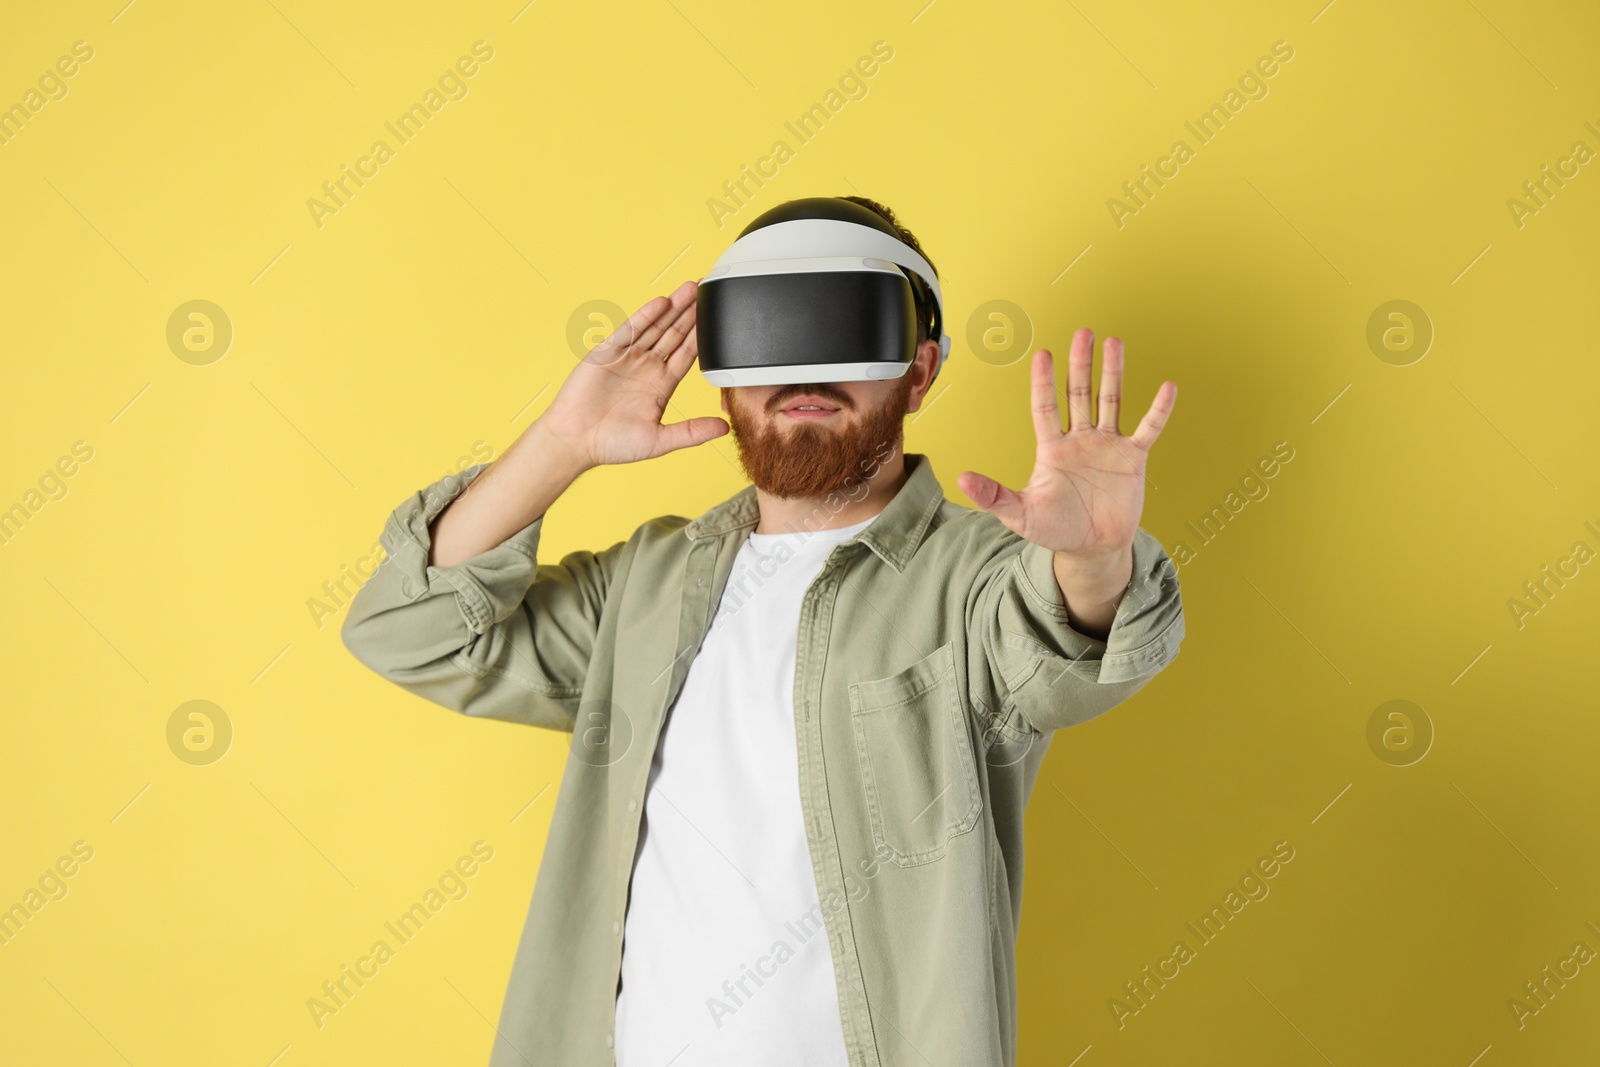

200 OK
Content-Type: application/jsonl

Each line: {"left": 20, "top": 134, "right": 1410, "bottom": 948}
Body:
{"left": 733, "top": 429, "right": 860, "bottom": 498}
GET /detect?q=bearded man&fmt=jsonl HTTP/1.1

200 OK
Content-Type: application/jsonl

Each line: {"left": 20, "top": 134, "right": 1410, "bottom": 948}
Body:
{"left": 342, "top": 196, "right": 1185, "bottom": 1067}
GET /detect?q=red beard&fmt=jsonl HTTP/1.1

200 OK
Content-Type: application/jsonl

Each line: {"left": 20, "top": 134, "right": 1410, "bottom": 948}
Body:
{"left": 723, "top": 374, "right": 913, "bottom": 498}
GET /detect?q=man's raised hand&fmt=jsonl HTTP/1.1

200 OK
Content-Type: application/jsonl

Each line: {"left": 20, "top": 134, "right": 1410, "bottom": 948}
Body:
{"left": 537, "top": 280, "right": 730, "bottom": 472}
{"left": 956, "top": 328, "right": 1176, "bottom": 563}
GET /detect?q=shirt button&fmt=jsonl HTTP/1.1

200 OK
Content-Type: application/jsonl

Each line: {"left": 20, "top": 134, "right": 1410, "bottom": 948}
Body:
{"left": 613, "top": 920, "right": 621, "bottom": 935}
{"left": 606, "top": 1033, "right": 614, "bottom": 1048}
{"left": 627, "top": 798, "right": 638, "bottom": 813}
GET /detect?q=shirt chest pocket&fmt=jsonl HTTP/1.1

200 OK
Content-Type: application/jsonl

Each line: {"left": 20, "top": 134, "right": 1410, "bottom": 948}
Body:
{"left": 848, "top": 641, "right": 982, "bottom": 867}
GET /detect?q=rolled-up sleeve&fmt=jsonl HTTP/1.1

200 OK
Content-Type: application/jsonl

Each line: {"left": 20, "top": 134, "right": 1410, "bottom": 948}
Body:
{"left": 973, "top": 525, "right": 1184, "bottom": 734}
{"left": 340, "top": 460, "right": 623, "bottom": 732}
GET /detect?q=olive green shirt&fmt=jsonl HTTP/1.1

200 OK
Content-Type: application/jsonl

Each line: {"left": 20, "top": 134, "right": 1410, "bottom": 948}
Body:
{"left": 340, "top": 450, "right": 1185, "bottom": 1066}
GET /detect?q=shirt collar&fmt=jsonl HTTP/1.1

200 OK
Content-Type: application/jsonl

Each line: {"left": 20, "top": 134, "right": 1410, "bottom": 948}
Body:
{"left": 684, "top": 451, "right": 946, "bottom": 574}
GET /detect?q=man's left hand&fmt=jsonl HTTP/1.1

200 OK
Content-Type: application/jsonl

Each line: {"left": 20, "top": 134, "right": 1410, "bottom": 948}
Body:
{"left": 957, "top": 328, "right": 1177, "bottom": 639}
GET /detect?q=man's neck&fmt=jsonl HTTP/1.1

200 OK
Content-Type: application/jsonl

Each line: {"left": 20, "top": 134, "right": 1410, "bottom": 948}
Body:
{"left": 752, "top": 452, "right": 909, "bottom": 536}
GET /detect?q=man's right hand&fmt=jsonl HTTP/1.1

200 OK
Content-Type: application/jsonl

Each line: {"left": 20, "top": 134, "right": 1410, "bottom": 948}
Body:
{"left": 536, "top": 280, "right": 729, "bottom": 474}
{"left": 428, "top": 280, "right": 726, "bottom": 567}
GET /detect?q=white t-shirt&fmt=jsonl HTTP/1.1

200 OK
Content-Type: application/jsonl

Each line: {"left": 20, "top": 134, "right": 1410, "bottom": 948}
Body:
{"left": 613, "top": 513, "right": 877, "bottom": 1066}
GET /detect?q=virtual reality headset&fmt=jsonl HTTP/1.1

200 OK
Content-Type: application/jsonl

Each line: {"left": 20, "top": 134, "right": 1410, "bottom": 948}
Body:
{"left": 697, "top": 197, "right": 951, "bottom": 387}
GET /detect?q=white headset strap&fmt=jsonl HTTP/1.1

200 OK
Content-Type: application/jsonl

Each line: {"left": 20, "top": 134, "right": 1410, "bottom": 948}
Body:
{"left": 710, "top": 219, "right": 951, "bottom": 365}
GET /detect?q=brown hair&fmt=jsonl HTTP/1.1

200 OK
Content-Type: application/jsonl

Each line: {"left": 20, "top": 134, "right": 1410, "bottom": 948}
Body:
{"left": 837, "top": 196, "right": 940, "bottom": 349}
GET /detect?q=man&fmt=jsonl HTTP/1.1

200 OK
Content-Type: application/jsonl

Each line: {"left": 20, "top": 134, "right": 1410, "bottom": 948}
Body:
{"left": 341, "top": 196, "right": 1184, "bottom": 1066}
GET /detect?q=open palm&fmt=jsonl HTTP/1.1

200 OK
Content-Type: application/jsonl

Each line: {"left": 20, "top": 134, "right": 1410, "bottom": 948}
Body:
{"left": 957, "top": 328, "right": 1176, "bottom": 560}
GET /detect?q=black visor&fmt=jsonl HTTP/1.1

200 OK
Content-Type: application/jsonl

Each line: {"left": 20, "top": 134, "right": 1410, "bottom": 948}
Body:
{"left": 697, "top": 198, "right": 949, "bottom": 387}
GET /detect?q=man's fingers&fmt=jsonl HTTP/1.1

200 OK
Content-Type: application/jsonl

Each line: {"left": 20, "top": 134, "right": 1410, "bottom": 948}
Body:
{"left": 601, "top": 293, "right": 672, "bottom": 354}
{"left": 1098, "top": 336, "right": 1124, "bottom": 434}
{"left": 1030, "top": 349, "right": 1062, "bottom": 443}
{"left": 652, "top": 298, "right": 697, "bottom": 362}
{"left": 664, "top": 322, "right": 700, "bottom": 379}
{"left": 1067, "top": 327, "right": 1094, "bottom": 432}
{"left": 1128, "top": 380, "right": 1178, "bottom": 451}
{"left": 632, "top": 281, "right": 697, "bottom": 353}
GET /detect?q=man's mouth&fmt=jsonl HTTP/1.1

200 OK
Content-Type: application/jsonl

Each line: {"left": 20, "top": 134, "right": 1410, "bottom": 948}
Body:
{"left": 779, "top": 394, "right": 844, "bottom": 419}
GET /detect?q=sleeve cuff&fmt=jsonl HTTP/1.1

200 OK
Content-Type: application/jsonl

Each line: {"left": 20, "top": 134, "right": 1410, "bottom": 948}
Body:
{"left": 1011, "top": 527, "right": 1185, "bottom": 685}
{"left": 379, "top": 460, "right": 545, "bottom": 634}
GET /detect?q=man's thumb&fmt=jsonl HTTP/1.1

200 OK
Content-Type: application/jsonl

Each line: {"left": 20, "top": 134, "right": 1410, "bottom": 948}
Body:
{"left": 656, "top": 416, "right": 730, "bottom": 456}
{"left": 958, "top": 471, "right": 1025, "bottom": 526}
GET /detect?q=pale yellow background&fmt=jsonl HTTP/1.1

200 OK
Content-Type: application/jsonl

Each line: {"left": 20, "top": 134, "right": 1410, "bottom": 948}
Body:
{"left": 2, "top": 0, "right": 1597, "bottom": 1064}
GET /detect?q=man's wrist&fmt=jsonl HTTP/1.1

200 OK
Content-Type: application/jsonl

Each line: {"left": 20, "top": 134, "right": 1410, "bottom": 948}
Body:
{"left": 1053, "top": 545, "right": 1133, "bottom": 597}
{"left": 524, "top": 417, "right": 593, "bottom": 484}
{"left": 1052, "top": 545, "right": 1134, "bottom": 639}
